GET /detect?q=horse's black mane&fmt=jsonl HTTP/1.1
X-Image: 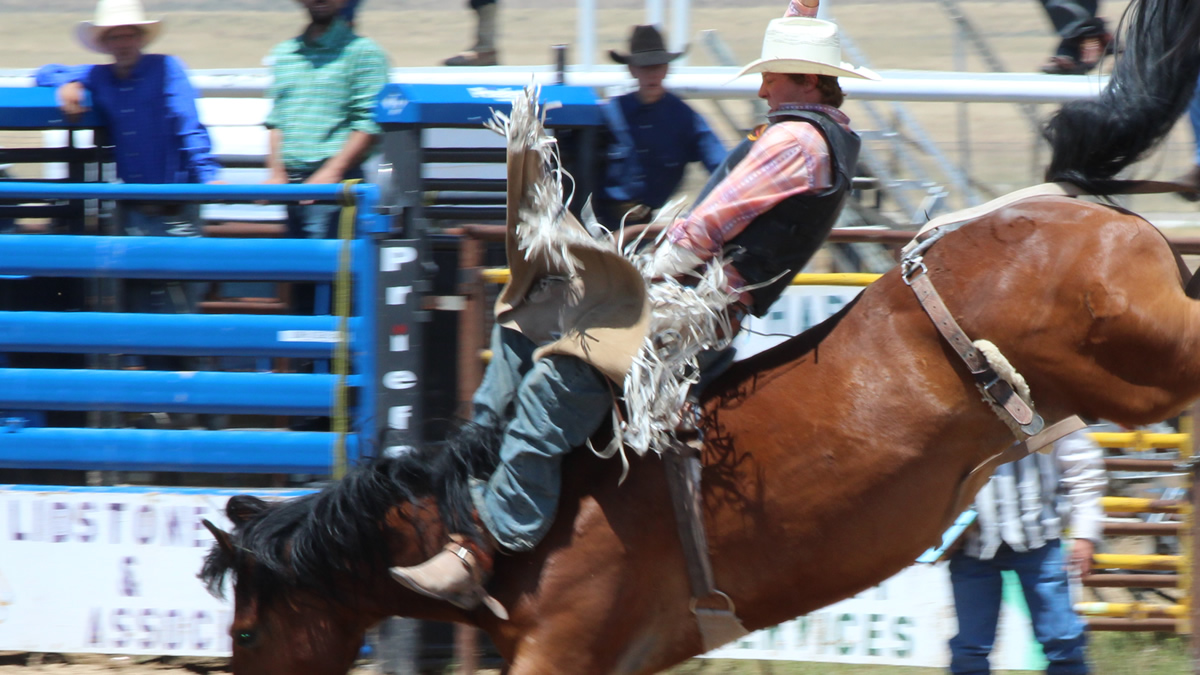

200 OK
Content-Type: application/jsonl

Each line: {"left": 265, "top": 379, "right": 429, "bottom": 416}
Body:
{"left": 714, "top": 293, "right": 859, "bottom": 390}
{"left": 199, "top": 421, "right": 503, "bottom": 600}
{"left": 1044, "top": 0, "right": 1200, "bottom": 192}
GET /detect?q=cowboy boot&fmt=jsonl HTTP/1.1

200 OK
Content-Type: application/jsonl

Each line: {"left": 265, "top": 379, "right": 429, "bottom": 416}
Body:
{"left": 390, "top": 534, "right": 509, "bottom": 619}
{"left": 444, "top": 3, "right": 499, "bottom": 66}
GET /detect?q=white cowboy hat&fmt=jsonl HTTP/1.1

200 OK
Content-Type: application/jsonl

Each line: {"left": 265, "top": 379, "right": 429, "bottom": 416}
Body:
{"left": 735, "top": 17, "right": 880, "bottom": 81}
{"left": 76, "top": 0, "right": 163, "bottom": 54}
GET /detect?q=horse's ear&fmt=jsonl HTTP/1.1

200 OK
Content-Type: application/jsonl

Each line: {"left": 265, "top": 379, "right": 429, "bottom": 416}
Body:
{"left": 226, "top": 495, "right": 269, "bottom": 525}
{"left": 203, "top": 519, "right": 235, "bottom": 555}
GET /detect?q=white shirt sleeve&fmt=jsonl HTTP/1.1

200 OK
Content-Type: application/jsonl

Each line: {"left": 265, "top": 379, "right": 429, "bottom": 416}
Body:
{"left": 1055, "top": 429, "right": 1107, "bottom": 543}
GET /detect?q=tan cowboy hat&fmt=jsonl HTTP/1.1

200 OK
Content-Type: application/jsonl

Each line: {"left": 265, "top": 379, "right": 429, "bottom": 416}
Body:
{"left": 735, "top": 17, "right": 879, "bottom": 81}
{"left": 609, "top": 25, "right": 687, "bottom": 67}
{"left": 76, "top": 0, "right": 163, "bottom": 54}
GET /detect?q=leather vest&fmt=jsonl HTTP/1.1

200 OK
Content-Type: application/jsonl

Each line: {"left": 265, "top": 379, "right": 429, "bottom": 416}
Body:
{"left": 710, "top": 110, "right": 861, "bottom": 317}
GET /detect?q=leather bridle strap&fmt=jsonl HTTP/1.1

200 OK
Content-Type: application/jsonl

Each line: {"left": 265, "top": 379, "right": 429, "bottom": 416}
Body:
{"left": 902, "top": 260, "right": 1045, "bottom": 437}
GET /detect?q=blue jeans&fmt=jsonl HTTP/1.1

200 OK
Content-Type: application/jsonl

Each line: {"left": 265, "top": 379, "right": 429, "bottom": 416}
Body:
{"left": 118, "top": 203, "right": 205, "bottom": 371}
{"left": 949, "top": 542, "right": 1089, "bottom": 675}
{"left": 283, "top": 167, "right": 365, "bottom": 240}
{"left": 120, "top": 204, "right": 204, "bottom": 313}
{"left": 283, "top": 166, "right": 365, "bottom": 317}
{"left": 469, "top": 325, "right": 610, "bottom": 552}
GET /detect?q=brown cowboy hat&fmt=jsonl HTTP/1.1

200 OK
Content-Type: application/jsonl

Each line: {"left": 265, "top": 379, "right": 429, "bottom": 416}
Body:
{"left": 609, "top": 25, "right": 687, "bottom": 67}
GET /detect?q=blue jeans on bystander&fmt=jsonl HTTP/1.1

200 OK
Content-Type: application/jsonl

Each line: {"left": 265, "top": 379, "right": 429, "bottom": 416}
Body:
{"left": 283, "top": 167, "right": 366, "bottom": 240}
{"left": 117, "top": 202, "right": 205, "bottom": 372}
{"left": 949, "top": 541, "right": 1089, "bottom": 675}
{"left": 282, "top": 166, "right": 366, "bottom": 319}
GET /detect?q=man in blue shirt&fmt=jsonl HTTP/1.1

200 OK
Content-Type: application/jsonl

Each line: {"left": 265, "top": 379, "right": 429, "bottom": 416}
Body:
{"left": 38, "top": 2, "right": 219, "bottom": 188}
{"left": 37, "top": 0, "right": 220, "bottom": 371}
{"left": 596, "top": 25, "right": 727, "bottom": 230}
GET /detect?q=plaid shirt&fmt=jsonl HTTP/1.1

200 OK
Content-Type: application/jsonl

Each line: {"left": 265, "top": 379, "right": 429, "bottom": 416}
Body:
{"left": 664, "top": 104, "right": 851, "bottom": 303}
{"left": 264, "top": 18, "right": 389, "bottom": 172}
{"left": 662, "top": 1, "right": 837, "bottom": 303}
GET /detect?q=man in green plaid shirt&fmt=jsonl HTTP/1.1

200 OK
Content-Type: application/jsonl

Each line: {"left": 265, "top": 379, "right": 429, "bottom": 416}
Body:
{"left": 264, "top": 0, "right": 389, "bottom": 241}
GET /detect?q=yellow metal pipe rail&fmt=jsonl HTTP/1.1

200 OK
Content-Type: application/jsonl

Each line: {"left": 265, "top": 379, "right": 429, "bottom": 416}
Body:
{"left": 479, "top": 268, "right": 882, "bottom": 287}
{"left": 1092, "top": 553, "right": 1183, "bottom": 572}
{"left": 1088, "top": 431, "right": 1189, "bottom": 451}
{"left": 1075, "top": 602, "right": 1186, "bottom": 619}
{"left": 1102, "top": 497, "right": 1191, "bottom": 515}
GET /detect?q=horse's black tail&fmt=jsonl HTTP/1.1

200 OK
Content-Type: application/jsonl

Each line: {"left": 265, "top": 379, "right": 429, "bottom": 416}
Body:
{"left": 1043, "top": 0, "right": 1200, "bottom": 192}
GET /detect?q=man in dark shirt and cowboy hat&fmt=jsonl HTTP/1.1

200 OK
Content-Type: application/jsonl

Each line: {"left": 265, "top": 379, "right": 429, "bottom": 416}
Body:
{"left": 595, "top": 24, "right": 727, "bottom": 230}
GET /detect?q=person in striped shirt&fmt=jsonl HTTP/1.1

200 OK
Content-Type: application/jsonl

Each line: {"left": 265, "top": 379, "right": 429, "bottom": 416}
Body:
{"left": 947, "top": 429, "right": 1106, "bottom": 675}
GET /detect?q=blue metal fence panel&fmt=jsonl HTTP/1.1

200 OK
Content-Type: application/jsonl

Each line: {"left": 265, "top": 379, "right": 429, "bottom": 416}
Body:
{"left": 0, "top": 369, "right": 357, "bottom": 415}
{"left": 0, "top": 87, "right": 101, "bottom": 128}
{"left": 0, "top": 234, "right": 345, "bottom": 280}
{"left": 374, "top": 83, "right": 602, "bottom": 127}
{"left": 0, "top": 428, "right": 348, "bottom": 474}
{"left": 0, "top": 181, "right": 369, "bottom": 205}
{"left": 0, "top": 180, "right": 385, "bottom": 472}
{"left": 0, "top": 311, "right": 355, "bottom": 357}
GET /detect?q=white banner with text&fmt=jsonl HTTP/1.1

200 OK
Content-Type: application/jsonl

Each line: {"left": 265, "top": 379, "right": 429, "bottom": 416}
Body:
{"left": 0, "top": 481, "right": 1045, "bottom": 666}
{"left": 0, "top": 486, "right": 308, "bottom": 656}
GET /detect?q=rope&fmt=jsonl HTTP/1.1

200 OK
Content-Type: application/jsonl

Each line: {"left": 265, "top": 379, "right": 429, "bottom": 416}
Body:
{"left": 331, "top": 179, "right": 361, "bottom": 480}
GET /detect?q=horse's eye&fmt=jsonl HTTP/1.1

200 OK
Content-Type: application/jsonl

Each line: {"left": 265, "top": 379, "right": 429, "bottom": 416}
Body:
{"left": 233, "top": 629, "right": 257, "bottom": 648}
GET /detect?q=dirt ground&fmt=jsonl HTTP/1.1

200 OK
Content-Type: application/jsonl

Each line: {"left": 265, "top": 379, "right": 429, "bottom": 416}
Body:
{"left": 0, "top": 0, "right": 1196, "bottom": 671}
{"left": 0, "top": 653, "right": 386, "bottom": 673}
{"left": 0, "top": 652, "right": 502, "bottom": 674}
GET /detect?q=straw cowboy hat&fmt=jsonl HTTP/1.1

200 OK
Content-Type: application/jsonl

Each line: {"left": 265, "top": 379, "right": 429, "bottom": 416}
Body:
{"left": 736, "top": 17, "right": 879, "bottom": 81}
{"left": 609, "top": 25, "right": 687, "bottom": 67}
{"left": 76, "top": 0, "right": 163, "bottom": 54}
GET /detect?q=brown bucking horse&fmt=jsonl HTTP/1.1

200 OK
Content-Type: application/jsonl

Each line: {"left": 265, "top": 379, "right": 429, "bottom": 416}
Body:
{"left": 201, "top": 0, "right": 1200, "bottom": 672}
